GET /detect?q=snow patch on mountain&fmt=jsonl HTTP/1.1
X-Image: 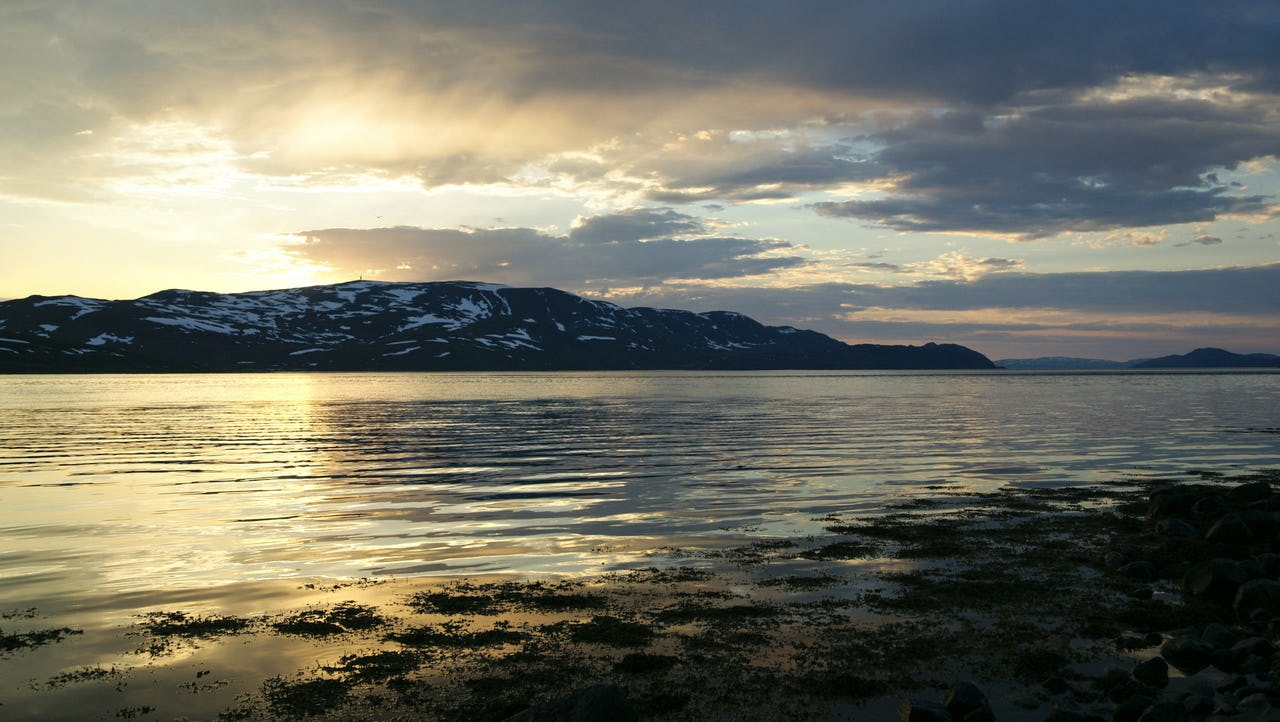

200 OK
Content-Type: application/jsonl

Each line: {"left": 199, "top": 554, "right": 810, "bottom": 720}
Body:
{"left": 86, "top": 333, "right": 134, "bottom": 346}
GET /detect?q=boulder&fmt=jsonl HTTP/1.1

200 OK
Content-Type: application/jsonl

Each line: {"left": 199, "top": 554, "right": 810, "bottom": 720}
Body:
{"left": 1155, "top": 518, "right": 1200, "bottom": 539}
{"left": 1228, "top": 481, "right": 1273, "bottom": 504}
{"left": 1235, "top": 579, "right": 1280, "bottom": 623}
{"left": 1149, "top": 487, "right": 1209, "bottom": 520}
{"left": 1160, "top": 635, "right": 1214, "bottom": 674}
{"left": 1185, "top": 559, "right": 1250, "bottom": 605}
{"left": 1231, "top": 636, "right": 1274, "bottom": 659}
{"left": 1200, "top": 622, "right": 1242, "bottom": 650}
{"left": 1043, "top": 706, "right": 1100, "bottom": 722}
{"left": 1114, "top": 694, "right": 1156, "bottom": 722}
{"left": 1132, "top": 656, "right": 1169, "bottom": 687}
{"left": 1206, "top": 513, "right": 1256, "bottom": 545}
{"left": 1207, "top": 511, "right": 1280, "bottom": 545}
{"left": 1136, "top": 700, "right": 1188, "bottom": 722}
{"left": 1192, "top": 496, "right": 1230, "bottom": 518}
{"left": 940, "top": 682, "right": 987, "bottom": 720}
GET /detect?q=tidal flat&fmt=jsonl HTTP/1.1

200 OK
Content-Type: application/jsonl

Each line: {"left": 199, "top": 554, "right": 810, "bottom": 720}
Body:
{"left": 7, "top": 468, "right": 1280, "bottom": 721}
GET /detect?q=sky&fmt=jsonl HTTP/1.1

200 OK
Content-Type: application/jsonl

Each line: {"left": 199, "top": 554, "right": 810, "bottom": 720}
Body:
{"left": 2, "top": 1, "right": 1279, "bottom": 361}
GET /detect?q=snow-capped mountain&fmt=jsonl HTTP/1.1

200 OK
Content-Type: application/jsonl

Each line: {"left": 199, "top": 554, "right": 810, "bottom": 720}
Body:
{"left": 0, "top": 280, "right": 994, "bottom": 372}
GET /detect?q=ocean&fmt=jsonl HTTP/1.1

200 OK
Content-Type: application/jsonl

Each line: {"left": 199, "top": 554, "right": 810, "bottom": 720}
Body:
{"left": 3, "top": 370, "right": 1278, "bottom": 616}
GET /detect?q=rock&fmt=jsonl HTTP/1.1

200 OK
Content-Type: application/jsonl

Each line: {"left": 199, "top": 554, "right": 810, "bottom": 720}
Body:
{"left": 1043, "top": 706, "right": 1098, "bottom": 722}
{"left": 1229, "top": 481, "right": 1273, "bottom": 504}
{"left": 1193, "top": 495, "right": 1230, "bottom": 518}
{"left": 1042, "top": 675, "right": 1072, "bottom": 694}
{"left": 1232, "top": 636, "right": 1274, "bottom": 659}
{"left": 1182, "top": 694, "right": 1215, "bottom": 715}
{"left": 1211, "top": 697, "right": 1238, "bottom": 716}
{"left": 1185, "top": 560, "right": 1250, "bottom": 605}
{"left": 1241, "top": 510, "right": 1280, "bottom": 538}
{"left": 503, "top": 684, "right": 639, "bottom": 722}
{"left": 1216, "top": 675, "right": 1249, "bottom": 693}
{"left": 1136, "top": 700, "right": 1189, "bottom": 722}
{"left": 1237, "top": 692, "right": 1273, "bottom": 712}
{"left": 940, "top": 682, "right": 987, "bottom": 719}
{"left": 1240, "top": 653, "right": 1270, "bottom": 674}
{"left": 1156, "top": 518, "right": 1201, "bottom": 538}
{"left": 1149, "top": 487, "right": 1209, "bottom": 520}
{"left": 898, "top": 699, "right": 952, "bottom": 722}
{"left": 1115, "top": 694, "right": 1157, "bottom": 722}
{"left": 1105, "top": 551, "right": 1129, "bottom": 570}
{"left": 1202, "top": 622, "right": 1243, "bottom": 650}
{"left": 1119, "top": 561, "right": 1158, "bottom": 582}
{"left": 1256, "top": 553, "right": 1280, "bottom": 579}
{"left": 1132, "top": 656, "right": 1169, "bottom": 687}
{"left": 1235, "top": 579, "right": 1280, "bottom": 623}
{"left": 1161, "top": 635, "right": 1215, "bottom": 674}
{"left": 1208, "top": 511, "right": 1280, "bottom": 545}
{"left": 1207, "top": 513, "right": 1257, "bottom": 545}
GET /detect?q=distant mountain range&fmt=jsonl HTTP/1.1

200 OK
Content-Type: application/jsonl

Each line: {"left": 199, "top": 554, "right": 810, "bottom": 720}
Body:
{"left": 0, "top": 280, "right": 995, "bottom": 372}
{"left": 997, "top": 348, "right": 1279, "bottom": 370}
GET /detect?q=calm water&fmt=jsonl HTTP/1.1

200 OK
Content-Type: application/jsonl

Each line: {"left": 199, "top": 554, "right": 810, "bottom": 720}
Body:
{"left": 2, "top": 370, "right": 1278, "bottom": 617}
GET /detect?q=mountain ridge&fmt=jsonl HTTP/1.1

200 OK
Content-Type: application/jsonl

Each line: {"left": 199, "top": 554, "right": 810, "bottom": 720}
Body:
{"left": 0, "top": 280, "right": 995, "bottom": 372}
{"left": 997, "top": 348, "right": 1279, "bottom": 370}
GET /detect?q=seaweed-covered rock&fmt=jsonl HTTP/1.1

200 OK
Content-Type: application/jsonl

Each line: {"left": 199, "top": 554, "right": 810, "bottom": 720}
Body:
{"left": 1185, "top": 559, "right": 1250, "bottom": 605}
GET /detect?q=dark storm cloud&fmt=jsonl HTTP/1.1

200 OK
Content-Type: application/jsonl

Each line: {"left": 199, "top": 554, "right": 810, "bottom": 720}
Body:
{"left": 368, "top": 1, "right": 1280, "bottom": 103}
{"left": 292, "top": 213, "right": 804, "bottom": 288}
{"left": 814, "top": 96, "right": 1280, "bottom": 238}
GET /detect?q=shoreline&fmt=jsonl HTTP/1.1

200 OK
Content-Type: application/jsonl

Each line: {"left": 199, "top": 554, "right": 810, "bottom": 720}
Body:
{"left": 4, "top": 468, "right": 1280, "bottom": 720}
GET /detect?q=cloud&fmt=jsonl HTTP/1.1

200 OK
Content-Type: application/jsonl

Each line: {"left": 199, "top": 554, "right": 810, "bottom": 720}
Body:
{"left": 569, "top": 207, "right": 705, "bottom": 244}
{"left": 290, "top": 210, "right": 805, "bottom": 288}
{"left": 901, "top": 251, "right": 1025, "bottom": 281}
{"left": 6, "top": 0, "right": 1277, "bottom": 240}
{"left": 813, "top": 82, "right": 1280, "bottom": 238}
{"left": 1177, "top": 234, "right": 1225, "bottom": 247}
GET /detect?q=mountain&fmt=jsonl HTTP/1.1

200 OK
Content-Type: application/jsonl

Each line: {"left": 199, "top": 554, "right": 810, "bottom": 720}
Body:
{"left": 997, "top": 348, "right": 1278, "bottom": 370}
{"left": 995, "top": 357, "right": 1133, "bottom": 370}
{"left": 1129, "top": 348, "right": 1280, "bottom": 369}
{"left": 0, "top": 280, "right": 995, "bottom": 372}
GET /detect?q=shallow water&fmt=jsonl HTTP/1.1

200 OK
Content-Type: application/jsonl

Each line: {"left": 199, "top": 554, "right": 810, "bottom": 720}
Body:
{"left": 2, "top": 369, "right": 1278, "bottom": 618}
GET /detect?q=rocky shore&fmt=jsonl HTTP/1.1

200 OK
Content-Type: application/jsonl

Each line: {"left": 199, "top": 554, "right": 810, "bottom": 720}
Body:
{"left": 5, "top": 468, "right": 1280, "bottom": 721}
